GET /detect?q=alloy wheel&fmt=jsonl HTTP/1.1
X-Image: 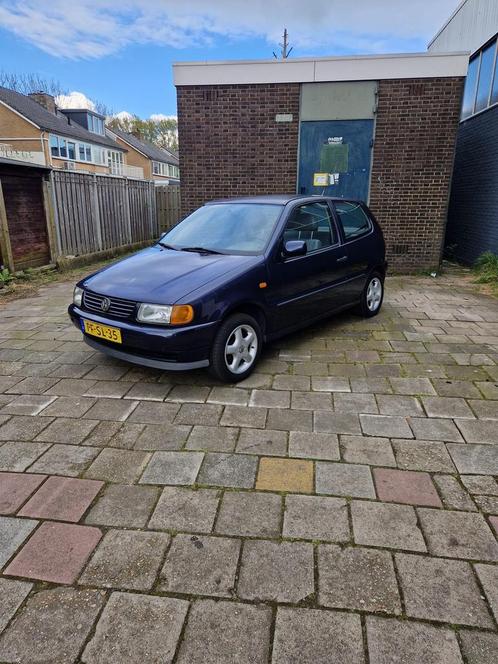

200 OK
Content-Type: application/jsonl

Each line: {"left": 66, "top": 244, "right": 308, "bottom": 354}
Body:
{"left": 224, "top": 324, "right": 258, "bottom": 374}
{"left": 366, "top": 277, "right": 383, "bottom": 312}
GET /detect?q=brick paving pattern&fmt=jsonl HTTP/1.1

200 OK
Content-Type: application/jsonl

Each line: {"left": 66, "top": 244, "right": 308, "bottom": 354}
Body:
{"left": 0, "top": 274, "right": 497, "bottom": 662}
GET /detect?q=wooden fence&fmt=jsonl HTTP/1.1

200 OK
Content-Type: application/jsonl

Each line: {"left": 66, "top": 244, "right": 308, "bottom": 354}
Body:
{"left": 51, "top": 171, "right": 158, "bottom": 257}
{"left": 156, "top": 184, "right": 181, "bottom": 233}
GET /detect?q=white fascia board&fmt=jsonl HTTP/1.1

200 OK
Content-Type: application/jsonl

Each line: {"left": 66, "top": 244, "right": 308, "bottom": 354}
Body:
{"left": 173, "top": 52, "right": 469, "bottom": 86}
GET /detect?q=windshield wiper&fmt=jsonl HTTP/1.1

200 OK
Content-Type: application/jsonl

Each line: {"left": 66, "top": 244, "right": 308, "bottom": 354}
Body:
{"left": 180, "top": 246, "right": 222, "bottom": 255}
{"left": 158, "top": 241, "right": 178, "bottom": 250}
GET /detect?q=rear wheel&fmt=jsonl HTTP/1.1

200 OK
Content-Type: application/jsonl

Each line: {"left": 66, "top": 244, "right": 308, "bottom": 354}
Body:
{"left": 357, "top": 272, "right": 384, "bottom": 317}
{"left": 209, "top": 313, "right": 262, "bottom": 383}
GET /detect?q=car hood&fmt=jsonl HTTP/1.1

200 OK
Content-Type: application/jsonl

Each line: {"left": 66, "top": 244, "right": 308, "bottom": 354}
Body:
{"left": 82, "top": 246, "right": 260, "bottom": 303}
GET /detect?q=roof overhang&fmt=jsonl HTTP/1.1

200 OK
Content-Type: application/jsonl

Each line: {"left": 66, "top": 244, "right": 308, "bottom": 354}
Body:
{"left": 0, "top": 156, "right": 51, "bottom": 171}
{"left": 173, "top": 52, "right": 469, "bottom": 86}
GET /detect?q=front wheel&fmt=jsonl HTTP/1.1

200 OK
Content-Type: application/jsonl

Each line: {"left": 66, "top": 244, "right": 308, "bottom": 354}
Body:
{"left": 357, "top": 272, "right": 384, "bottom": 317}
{"left": 209, "top": 313, "right": 262, "bottom": 383}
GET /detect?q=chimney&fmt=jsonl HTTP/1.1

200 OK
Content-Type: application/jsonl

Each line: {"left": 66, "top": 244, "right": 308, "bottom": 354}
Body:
{"left": 28, "top": 91, "right": 57, "bottom": 114}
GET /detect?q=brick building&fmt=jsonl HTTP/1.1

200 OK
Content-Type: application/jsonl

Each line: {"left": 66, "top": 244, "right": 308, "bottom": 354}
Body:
{"left": 174, "top": 53, "right": 467, "bottom": 271}
{"left": 429, "top": 0, "right": 498, "bottom": 265}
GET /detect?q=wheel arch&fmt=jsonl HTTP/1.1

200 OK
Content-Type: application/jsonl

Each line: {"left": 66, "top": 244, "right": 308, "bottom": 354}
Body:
{"left": 221, "top": 301, "right": 267, "bottom": 338}
{"left": 371, "top": 263, "right": 386, "bottom": 279}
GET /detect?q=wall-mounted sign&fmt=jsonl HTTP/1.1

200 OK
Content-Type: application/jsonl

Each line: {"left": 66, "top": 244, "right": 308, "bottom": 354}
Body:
{"left": 275, "top": 113, "right": 293, "bottom": 123}
{"left": 313, "top": 173, "right": 329, "bottom": 187}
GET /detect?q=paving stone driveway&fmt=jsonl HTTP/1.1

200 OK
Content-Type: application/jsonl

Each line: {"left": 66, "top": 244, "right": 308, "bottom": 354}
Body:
{"left": 0, "top": 275, "right": 497, "bottom": 663}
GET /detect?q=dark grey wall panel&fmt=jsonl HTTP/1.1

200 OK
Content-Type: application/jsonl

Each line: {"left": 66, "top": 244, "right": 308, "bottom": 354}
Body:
{"left": 445, "top": 104, "right": 498, "bottom": 264}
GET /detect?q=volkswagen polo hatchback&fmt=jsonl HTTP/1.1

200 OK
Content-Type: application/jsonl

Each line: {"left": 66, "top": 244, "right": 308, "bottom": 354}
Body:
{"left": 69, "top": 195, "right": 386, "bottom": 382}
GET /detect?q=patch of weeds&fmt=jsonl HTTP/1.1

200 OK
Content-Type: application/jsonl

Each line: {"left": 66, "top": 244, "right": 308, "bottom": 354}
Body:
{"left": 0, "top": 266, "right": 14, "bottom": 287}
{"left": 474, "top": 251, "right": 498, "bottom": 284}
{"left": 14, "top": 267, "right": 34, "bottom": 281}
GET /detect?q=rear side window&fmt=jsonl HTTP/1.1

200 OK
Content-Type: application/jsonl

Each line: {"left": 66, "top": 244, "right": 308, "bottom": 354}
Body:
{"left": 334, "top": 202, "right": 371, "bottom": 240}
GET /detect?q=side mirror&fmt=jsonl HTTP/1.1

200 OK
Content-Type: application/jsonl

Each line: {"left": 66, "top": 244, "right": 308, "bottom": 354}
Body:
{"left": 283, "top": 240, "right": 307, "bottom": 258}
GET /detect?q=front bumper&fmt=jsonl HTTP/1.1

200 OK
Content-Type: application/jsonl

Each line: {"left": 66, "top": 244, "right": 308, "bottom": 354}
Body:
{"left": 69, "top": 304, "right": 218, "bottom": 370}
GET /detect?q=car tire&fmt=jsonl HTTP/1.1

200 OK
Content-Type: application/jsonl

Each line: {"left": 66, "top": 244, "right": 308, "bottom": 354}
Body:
{"left": 209, "top": 313, "right": 262, "bottom": 383}
{"left": 357, "top": 271, "right": 384, "bottom": 318}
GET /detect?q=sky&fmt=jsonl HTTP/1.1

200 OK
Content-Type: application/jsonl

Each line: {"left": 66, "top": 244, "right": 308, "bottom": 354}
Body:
{"left": 0, "top": 0, "right": 461, "bottom": 118}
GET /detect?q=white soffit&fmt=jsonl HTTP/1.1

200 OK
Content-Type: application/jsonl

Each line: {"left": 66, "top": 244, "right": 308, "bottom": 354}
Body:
{"left": 173, "top": 52, "right": 469, "bottom": 86}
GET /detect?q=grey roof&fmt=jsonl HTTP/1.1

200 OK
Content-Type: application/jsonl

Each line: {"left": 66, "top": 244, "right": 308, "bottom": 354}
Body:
{"left": 0, "top": 86, "right": 125, "bottom": 150}
{"left": 109, "top": 126, "right": 179, "bottom": 165}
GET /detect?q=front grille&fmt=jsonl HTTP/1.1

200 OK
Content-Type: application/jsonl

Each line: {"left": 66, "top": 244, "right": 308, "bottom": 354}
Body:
{"left": 82, "top": 290, "right": 137, "bottom": 320}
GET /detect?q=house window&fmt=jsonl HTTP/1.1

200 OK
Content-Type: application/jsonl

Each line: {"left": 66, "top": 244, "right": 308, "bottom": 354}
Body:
{"left": 461, "top": 35, "right": 498, "bottom": 120}
{"left": 50, "top": 134, "right": 99, "bottom": 163}
{"left": 67, "top": 142, "right": 76, "bottom": 160}
{"left": 108, "top": 150, "right": 124, "bottom": 174}
{"left": 50, "top": 135, "right": 59, "bottom": 157}
{"left": 152, "top": 161, "right": 178, "bottom": 177}
{"left": 77, "top": 143, "right": 93, "bottom": 162}
{"left": 87, "top": 113, "right": 104, "bottom": 135}
{"left": 59, "top": 138, "right": 67, "bottom": 158}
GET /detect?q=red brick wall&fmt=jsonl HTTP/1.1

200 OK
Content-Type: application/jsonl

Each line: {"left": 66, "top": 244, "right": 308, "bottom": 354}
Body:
{"left": 369, "top": 77, "right": 464, "bottom": 271}
{"left": 177, "top": 77, "right": 463, "bottom": 271}
{"left": 177, "top": 84, "right": 300, "bottom": 216}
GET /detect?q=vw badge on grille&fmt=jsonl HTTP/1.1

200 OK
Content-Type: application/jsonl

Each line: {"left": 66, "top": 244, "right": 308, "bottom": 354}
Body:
{"left": 100, "top": 297, "right": 111, "bottom": 312}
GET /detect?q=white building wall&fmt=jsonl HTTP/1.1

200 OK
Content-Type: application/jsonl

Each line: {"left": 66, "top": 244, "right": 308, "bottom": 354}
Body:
{"left": 429, "top": 0, "right": 498, "bottom": 54}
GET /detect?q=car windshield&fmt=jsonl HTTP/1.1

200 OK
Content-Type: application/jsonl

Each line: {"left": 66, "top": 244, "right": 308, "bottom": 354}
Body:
{"left": 160, "top": 203, "right": 283, "bottom": 254}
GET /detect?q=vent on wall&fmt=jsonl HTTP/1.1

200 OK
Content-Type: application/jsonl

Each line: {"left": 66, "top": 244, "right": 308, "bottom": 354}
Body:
{"left": 202, "top": 89, "right": 220, "bottom": 102}
{"left": 407, "top": 84, "right": 424, "bottom": 96}
{"left": 391, "top": 244, "right": 409, "bottom": 255}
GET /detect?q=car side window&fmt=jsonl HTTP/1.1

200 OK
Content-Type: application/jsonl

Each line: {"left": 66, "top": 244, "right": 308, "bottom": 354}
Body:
{"left": 283, "top": 202, "right": 337, "bottom": 254}
{"left": 334, "top": 202, "right": 371, "bottom": 241}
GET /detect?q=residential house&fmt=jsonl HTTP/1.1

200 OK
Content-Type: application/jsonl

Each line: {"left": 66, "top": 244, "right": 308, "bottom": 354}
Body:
{"left": 107, "top": 126, "right": 180, "bottom": 184}
{"left": 0, "top": 87, "right": 127, "bottom": 175}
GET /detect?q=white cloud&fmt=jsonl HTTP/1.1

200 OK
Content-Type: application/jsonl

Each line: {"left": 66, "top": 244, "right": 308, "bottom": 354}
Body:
{"left": 0, "top": 1, "right": 461, "bottom": 60}
{"left": 150, "top": 113, "right": 177, "bottom": 122}
{"left": 114, "top": 110, "right": 133, "bottom": 120}
{"left": 55, "top": 90, "right": 96, "bottom": 110}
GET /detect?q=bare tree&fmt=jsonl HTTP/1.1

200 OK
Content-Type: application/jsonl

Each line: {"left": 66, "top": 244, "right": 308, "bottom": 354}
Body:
{"left": 0, "top": 70, "right": 113, "bottom": 116}
{"left": 0, "top": 70, "right": 66, "bottom": 96}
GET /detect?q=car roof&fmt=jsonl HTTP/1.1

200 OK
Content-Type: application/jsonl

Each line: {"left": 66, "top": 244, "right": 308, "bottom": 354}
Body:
{"left": 206, "top": 194, "right": 363, "bottom": 206}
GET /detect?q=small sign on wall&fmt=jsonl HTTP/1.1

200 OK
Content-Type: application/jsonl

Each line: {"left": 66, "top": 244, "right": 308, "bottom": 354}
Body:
{"left": 313, "top": 173, "right": 329, "bottom": 187}
{"left": 275, "top": 113, "right": 293, "bottom": 123}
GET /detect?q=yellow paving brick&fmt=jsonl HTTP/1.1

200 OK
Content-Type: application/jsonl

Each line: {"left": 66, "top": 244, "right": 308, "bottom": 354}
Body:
{"left": 256, "top": 458, "right": 313, "bottom": 493}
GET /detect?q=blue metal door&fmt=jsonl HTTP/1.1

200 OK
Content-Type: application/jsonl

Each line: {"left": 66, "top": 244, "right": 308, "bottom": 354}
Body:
{"left": 298, "top": 120, "right": 374, "bottom": 200}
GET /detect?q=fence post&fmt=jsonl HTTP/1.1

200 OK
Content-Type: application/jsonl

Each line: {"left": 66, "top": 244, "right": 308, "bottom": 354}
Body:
{"left": 123, "top": 180, "right": 132, "bottom": 244}
{"left": 150, "top": 182, "right": 158, "bottom": 237}
{"left": 42, "top": 176, "right": 59, "bottom": 262}
{"left": 91, "top": 174, "right": 103, "bottom": 252}
{"left": 0, "top": 179, "right": 14, "bottom": 272}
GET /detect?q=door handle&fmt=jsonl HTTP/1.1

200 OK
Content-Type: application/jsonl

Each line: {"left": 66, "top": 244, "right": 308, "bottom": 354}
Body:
{"left": 336, "top": 256, "right": 348, "bottom": 263}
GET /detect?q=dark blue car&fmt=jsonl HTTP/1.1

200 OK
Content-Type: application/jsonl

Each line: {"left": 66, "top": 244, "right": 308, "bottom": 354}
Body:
{"left": 69, "top": 195, "right": 386, "bottom": 382}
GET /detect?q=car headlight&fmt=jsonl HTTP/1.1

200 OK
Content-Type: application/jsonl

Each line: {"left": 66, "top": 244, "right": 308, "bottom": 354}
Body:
{"left": 137, "top": 303, "right": 194, "bottom": 325}
{"left": 73, "top": 286, "right": 83, "bottom": 307}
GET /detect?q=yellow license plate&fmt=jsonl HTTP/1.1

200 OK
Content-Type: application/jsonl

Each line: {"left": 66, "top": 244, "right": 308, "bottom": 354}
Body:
{"left": 83, "top": 319, "right": 122, "bottom": 344}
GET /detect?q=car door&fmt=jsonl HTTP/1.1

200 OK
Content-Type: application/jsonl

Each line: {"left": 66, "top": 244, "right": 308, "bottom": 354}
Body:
{"left": 332, "top": 200, "right": 373, "bottom": 302}
{"left": 267, "top": 200, "right": 351, "bottom": 332}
